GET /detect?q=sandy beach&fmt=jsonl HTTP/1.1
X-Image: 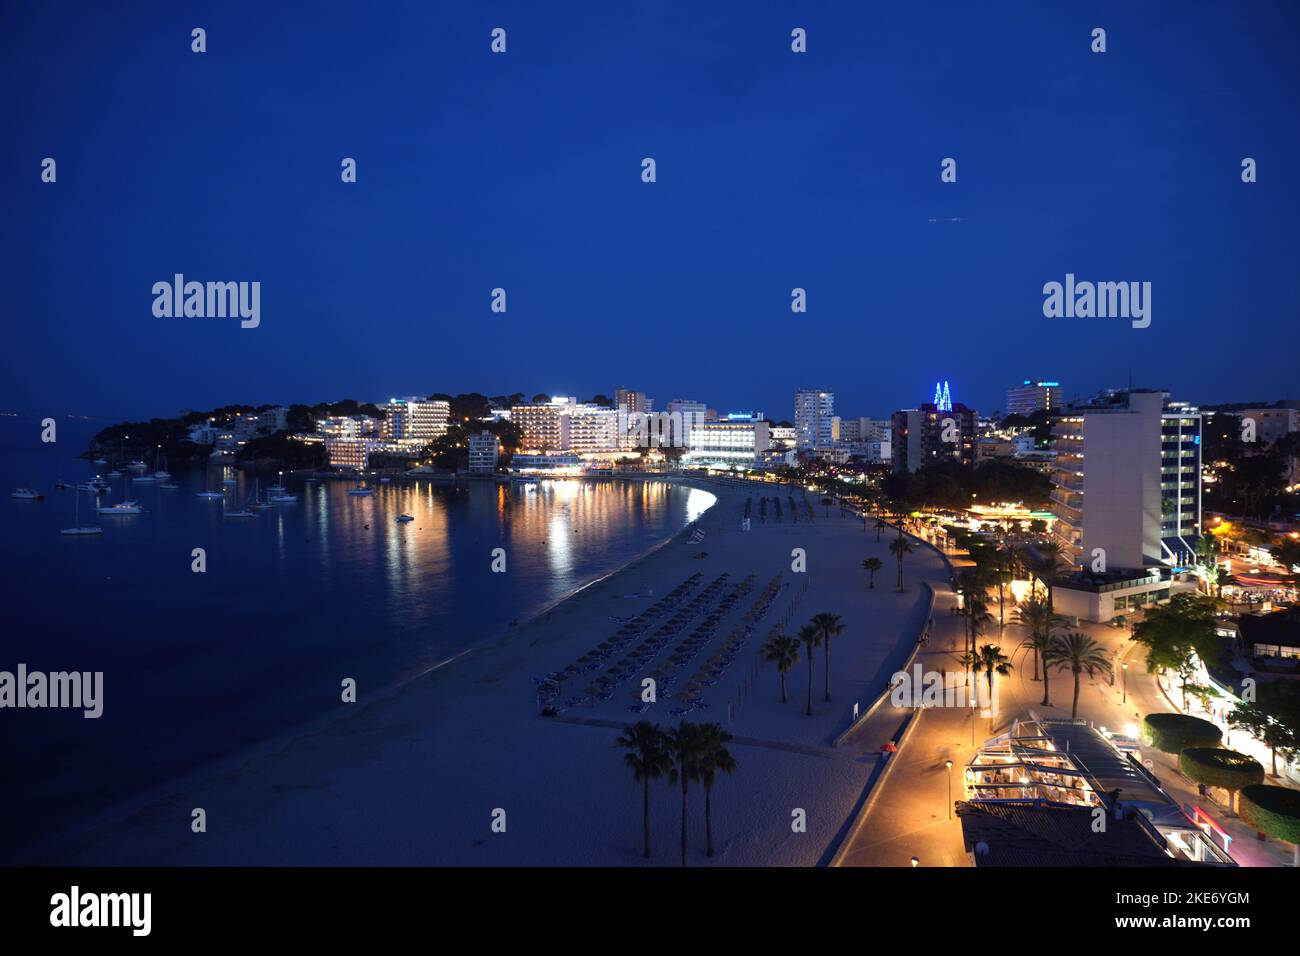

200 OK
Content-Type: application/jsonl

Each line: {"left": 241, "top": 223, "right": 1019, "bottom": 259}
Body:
{"left": 44, "top": 478, "right": 949, "bottom": 866}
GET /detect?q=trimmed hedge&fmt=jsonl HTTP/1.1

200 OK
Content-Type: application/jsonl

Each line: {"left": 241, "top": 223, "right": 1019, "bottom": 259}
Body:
{"left": 1141, "top": 713, "right": 1222, "bottom": 754}
{"left": 1239, "top": 785, "right": 1300, "bottom": 844}
{"left": 1178, "top": 748, "right": 1264, "bottom": 792}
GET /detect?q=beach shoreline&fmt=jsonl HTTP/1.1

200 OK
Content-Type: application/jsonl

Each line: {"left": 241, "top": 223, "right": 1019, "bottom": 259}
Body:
{"left": 35, "top": 478, "right": 949, "bottom": 867}
{"left": 13, "top": 475, "right": 727, "bottom": 865}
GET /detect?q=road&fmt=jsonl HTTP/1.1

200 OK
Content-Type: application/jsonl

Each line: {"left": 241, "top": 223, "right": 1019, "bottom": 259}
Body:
{"left": 836, "top": 531, "right": 1296, "bottom": 868}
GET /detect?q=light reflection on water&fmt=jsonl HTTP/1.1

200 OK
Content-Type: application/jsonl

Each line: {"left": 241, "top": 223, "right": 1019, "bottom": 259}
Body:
{"left": 0, "top": 415, "right": 713, "bottom": 856}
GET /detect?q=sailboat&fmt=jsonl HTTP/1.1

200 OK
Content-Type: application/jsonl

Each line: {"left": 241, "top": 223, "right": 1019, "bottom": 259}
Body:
{"left": 223, "top": 495, "right": 255, "bottom": 518}
{"left": 249, "top": 478, "right": 271, "bottom": 510}
{"left": 11, "top": 486, "right": 43, "bottom": 500}
{"left": 153, "top": 450, "right": 171, "bottom": 480}
{"left": 61, "top": 488, "right": 103, "bottom": 535}
{"left": 266, "top": 471, "right": 296, "bottom": 502}
{"left": 196, "top": 470, "right": 224, "bottom": 498}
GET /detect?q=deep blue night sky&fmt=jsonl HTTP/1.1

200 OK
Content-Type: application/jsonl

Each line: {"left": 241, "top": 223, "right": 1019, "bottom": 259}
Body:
{"left": 3, "top": 1, "right": 1298, "bottom": 422}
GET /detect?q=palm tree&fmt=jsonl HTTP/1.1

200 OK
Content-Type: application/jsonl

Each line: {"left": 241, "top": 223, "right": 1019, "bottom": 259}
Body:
{"left": 1031, "top": 542, "right": 1066, "bottom": 617}
{"left": 811, "top": 612, "right": 847, "bottom": 703}
{"left": 666, "top": 720, "right": 707, "bottom": 867}
{"left": 874, "top": 516, "right": 888, "bottom": 542}
{"left": 965, "top": 596, "right": 994, "bottom": 661}
{"left": 1013, "top": 596, "right": 1054, "bottom": 684}
{"left": 798, "top": 624, "right": 822, "bottom": 716}
{"left": 694, "top": 723, "right": 737, "bottom": 857}
{"left": 1044, "top": 632, "right": 1112, "bottom": 719}
{"left": 762, "top": 631, "right": 800, "bottom": 704}
{"left": 889, "top": 537, "right": 914, "bottom": 591}
{"left": 615, "top": 721, "right": 673, "bottom": 859}
{"left": 976, "top": 643, "right": 1013, "bottom": 708}
{"left": 996, "top": 537, "right": 1018, "bottom": 628}
{"left": 862, "top": 556, "right": 883, "bottom": 589}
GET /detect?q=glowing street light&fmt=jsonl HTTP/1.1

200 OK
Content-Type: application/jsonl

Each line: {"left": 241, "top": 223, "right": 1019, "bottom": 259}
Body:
{"left": 945, "top": 759, "right": 954, "bottom": 819}
{"left": 1121, "top": 661, "right": 1129, "bottom": 705}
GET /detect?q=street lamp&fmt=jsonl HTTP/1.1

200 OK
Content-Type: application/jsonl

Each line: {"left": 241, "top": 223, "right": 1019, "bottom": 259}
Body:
{"left": 910, "top": 856, "right": 919, "bottom": 868}
{"left": 945, "top": 759, "right": 954, "bottom": 820}
{"left": 1121, "top": 661, "right": 1129, "bottom": 705}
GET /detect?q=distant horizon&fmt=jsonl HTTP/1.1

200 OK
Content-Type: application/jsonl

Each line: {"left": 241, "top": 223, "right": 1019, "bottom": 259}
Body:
{"left": 2, "top": 377, "right": 1295, "bottom": 427}
{"left": 6, "top": 3, "right": 1300, "bottom": 426}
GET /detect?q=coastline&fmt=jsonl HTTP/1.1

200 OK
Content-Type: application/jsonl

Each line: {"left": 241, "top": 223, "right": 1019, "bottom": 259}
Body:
{"left": 36, "top": 478, "right": 950, "bottom": 867}
{"left": 15, "top": 475, "right": 726, "bottom": 866}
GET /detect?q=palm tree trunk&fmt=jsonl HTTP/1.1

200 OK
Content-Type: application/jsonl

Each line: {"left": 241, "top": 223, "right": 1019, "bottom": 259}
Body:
{"left": 680, "top": 778, "right": 688, "bottom": 868}
{"left": 806, "top": 653, "right": 814, "bottom": 716}
{"left": 1032, "top": 643, "right": 1040, "bottom": 681}
{"left": 1041, "top": 668, "right": 1051, "bottom": 707}
{"left": 642, "top": 777, "right": 651, "bottom": 859}
{"left": 705, "top": 784, "right": 715, "bottom": 857}
{"left": 896, "top": 558, "right": 903, "bottom": 591}
{"left": 823, "top": 640, "right": 832, "bottom": 702}
{"left": 869, "top": 570, "right": 875, "bottom": 588}
{"left": 779, "top": 670, "right": 787, "bottom": 704}
{"left": 1072, "top": 670, "right": 1081, "bottom": 719}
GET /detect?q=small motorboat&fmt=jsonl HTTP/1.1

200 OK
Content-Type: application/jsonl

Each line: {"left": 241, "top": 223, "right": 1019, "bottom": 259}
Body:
{"left": 11, "top": 487, "right": 43, "bottom": 500}
{"left": 348, "top": 487, "right": 374, "bottom": 496}
{"left": 97, "top": 499, "right": 142, "bottom": 515}
{"left": 196, "top": 491, "right": 225, "bottom": 499}
{"left": 396, "top": 514, "right": 415, "bottom": 523}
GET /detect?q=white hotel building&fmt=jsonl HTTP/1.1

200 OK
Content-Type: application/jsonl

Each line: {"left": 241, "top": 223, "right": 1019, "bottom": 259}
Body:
{"left": 511, "top": 397, "right": 627, "bottom": 459}
{"left": 683, "top": 414, "right": 770, "bottom": 470}
{"left": 1050, "top": 389, "right": 1202, "bottom": 622}
{"left": 383, "top": 397, "right": 450, "bottom": 444}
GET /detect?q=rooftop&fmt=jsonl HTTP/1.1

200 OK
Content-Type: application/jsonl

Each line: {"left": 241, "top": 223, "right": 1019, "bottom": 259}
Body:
{"left": 957, "top": 801, "right": 1184, "bottom": 867}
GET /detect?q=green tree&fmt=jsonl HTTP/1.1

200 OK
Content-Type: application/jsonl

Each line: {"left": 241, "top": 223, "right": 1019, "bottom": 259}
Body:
{"left": 1044, "top": 632, "right": 1112, "bottom": 719}
{"left": 615, "top": 721, "right": 673, "bottom": 859}
{"left": 976, "top": 643, "right": 1013, "bottom": 709}
{"left": 889, "top": 537, "right": 914, "bottom": 591}
{"left": 1239, "top": 786, "right": 1300, "bottom": 866}
{"left": 1141, "top": 713, "right": 1222, "bottom": 754}
{"left": 1131, "top": 593, "right": 1222, "bottom": 710}
{"left": 862, "top": 557, "right": 883, "bottom": 589}
{"left": 798, "top": 624, "right": 823, "bottom": 716}
{"left": 1229, "top": 684, "right": 1300, "bottom": 777}
{"left": 666, "top": 721, "right": 707, "bottom": 867}
{"left": 1178, "top": 748, "right": 1264, "bottom": 813}
{"left": 811, "top": 612, "right": 847, "bottom": 703}
{"left": 762, "top": 632, "right": 800, "bottom": 704}
{"left": 1013, "top": 596, "right": 1054, "bottom": 688}
{"left": 694, "top": 723, "right": 737, "bottom": 857}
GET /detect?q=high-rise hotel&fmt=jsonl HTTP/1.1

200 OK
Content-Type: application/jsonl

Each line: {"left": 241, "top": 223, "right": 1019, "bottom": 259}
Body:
{"left": 794, "top": 388, "right": 834, "bottom": 449}
{"left": 1049, "top": 389, "right": 1201, "bottom": 622}
{"left": 1005, "top": 380, "right": 1062, "bottom": 417}
{"left": 383, "top": 397, "right": 450, "bottom": 444}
